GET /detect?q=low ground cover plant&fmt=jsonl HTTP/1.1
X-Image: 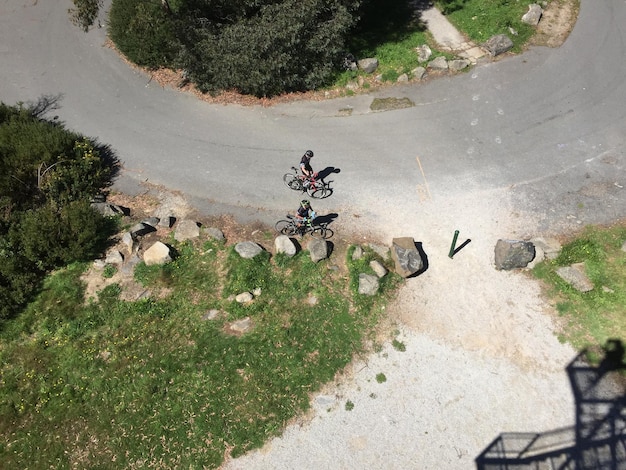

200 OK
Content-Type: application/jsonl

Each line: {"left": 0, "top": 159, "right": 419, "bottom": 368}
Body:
{"left": 0, "top": 235, "right": 401, "bottom": 468}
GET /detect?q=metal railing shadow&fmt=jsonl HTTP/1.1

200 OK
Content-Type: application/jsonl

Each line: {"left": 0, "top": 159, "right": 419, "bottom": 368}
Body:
{"left": 476, "top": 340, "right": 626, "bottom": 470}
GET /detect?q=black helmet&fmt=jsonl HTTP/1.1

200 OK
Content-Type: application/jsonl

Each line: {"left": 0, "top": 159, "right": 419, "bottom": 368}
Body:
{"left": 305, "top": 150, "right": 314, "bottom": 158}
{"left": 300, "top": 199, "right": 310, "bottom": 208}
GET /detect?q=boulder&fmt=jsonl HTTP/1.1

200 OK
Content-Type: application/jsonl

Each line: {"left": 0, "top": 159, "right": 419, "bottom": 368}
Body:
{"left": 449, "top": 59, "right": 471, "bottom": 71}
{"left": 206, "top": 227, "right": 225, "bottom": 241}
{"left": 412, "top": 66, "right": 427, "bottom": 80}
{"left": 358, "top": 273, "right": 380, "bottom": 296}
{"left": 357, "top": 58, "right": 379, "bottom": 74}
{"left": 275, "top": 235, "right": 297, "bottom": 256}
{"left": 129, "top": 222, "right": 155, "bottom": 238}
{"left": 143, "top": 241, "right": 172, "bottom": 266}
{"left": 121, "top": 232, "right": 136, "bottom": 254}
{"left": 91, "top": 202, "right": 128, "bottom": 217}
{"left": 174, "top": 219, "right": 200, "bottom": 242}
{"left": 494, "top": 239, "right": 536, "bottom": 270}
{"left": 158, "top": 215, "right": 175, "bottom": 228}
{"left": 105, "top": 249, "right": 124, "bottom": 265}
{"left": 397, "top": 73, "right": 409, "bottom": 83}
{"left": 521, "top": 4, "right": 543, "bottom": 26}
{"left": 141, "top": 217, "right": 160, "bottom": 229}
{"left": 390, "top": 237, "right": 423, "bottom": 278}
{"left": 483, "top": 34, "right": 514, "bottom": 56}
{"left": 416, "top": 44, "right": 432, "bottom": 63}
{"left": 352, "top": 245, "right": 364, "bottom": 261}
{"left": 307, "top": 238, "right": 329, "bottom": 263}
{"left": 427, "top": 56, "right": 448, "bottom": 71}
{"left": 235, "top": 241, "right": 264, "bottom": 259}
{"left": 556, "top": 263, "right": 594, "bottom": 292}
{"left": 370, "top": 260, "right": 388, "bottom": 278}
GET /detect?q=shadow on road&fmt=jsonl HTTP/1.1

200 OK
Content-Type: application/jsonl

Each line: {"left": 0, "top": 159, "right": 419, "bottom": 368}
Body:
{"left": 476, "top": 340, "right": 626, "bottom": 470}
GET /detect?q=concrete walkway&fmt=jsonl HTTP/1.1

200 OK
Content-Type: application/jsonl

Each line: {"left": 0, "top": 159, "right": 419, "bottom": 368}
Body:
{"left": 421, "top": 6, "right": 486, "bottom": 62}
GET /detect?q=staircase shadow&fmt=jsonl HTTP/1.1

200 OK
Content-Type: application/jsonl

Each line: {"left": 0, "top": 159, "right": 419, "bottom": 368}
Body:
{"left": 476, "top": 339, "right": 626, "bottom": 470}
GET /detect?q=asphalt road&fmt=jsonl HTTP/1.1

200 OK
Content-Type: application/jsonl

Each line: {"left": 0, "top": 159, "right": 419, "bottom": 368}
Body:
{"left": 1, "top": 0, "right": 625, "bottom": 231}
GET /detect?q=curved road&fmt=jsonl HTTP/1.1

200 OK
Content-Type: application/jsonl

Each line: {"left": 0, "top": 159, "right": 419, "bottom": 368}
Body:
{"left": 1, "top": 0, "right": 626, "bottom": 468}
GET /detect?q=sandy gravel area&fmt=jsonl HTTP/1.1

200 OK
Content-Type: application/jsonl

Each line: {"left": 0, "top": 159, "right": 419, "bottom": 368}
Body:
{"left": 222, "top": 186, "right": 577, "bottom": 469}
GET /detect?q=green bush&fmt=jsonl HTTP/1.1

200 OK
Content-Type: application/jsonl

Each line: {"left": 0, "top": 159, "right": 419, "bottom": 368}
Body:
{"left": 108, "top": 0, "right": 178, "bottom": 68}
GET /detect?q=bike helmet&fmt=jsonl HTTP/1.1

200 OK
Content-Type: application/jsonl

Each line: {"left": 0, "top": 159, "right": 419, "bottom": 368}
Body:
{"left": 304, "top": 150, "right": 314, "bottom": 158}
{"left": 301, "top": 199, "right": 310, "bottom": 208}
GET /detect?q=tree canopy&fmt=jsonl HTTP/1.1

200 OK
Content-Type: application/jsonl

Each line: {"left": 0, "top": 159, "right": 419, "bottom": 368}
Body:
{"left": 106, "top": 0, "right": 362, "bottom": 97}
{"left": 0, "top": 98, "right": 118, "bottom": 321}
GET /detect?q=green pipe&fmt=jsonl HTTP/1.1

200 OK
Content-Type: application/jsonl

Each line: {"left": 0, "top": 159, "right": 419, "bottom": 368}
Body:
{"left": 449, "top": 230, "right": 460, "bottom": 258}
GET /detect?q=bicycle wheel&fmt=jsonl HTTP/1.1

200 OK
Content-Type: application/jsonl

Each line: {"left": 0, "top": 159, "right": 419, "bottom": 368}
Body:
{"left": 310, "top": 226, "right": 326, "bottom": 239}
{"left": 307, "top": 184, "right": 330, "bottom": 199}
{"left": 275, "top": 220, "right": 297, "bottom": 236}
{"left": 283, "top": 173, "right": 302, "bottom": 191}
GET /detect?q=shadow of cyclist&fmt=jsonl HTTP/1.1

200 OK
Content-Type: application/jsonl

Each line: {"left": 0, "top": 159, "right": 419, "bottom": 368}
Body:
{"left": 313, "top": 212, "right": 338, "bottom": 228}
{"left": 317, "top": 167, "right": 341, "bottom": 181}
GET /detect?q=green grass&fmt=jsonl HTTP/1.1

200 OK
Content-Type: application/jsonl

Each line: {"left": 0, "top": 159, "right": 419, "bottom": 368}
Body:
{"left": 532, "top": 222, "right": 626, "bottom": 356}
{"left": 0, "top": 237, "right": 401, "bottom": 469}
{"left": 438, "top": 0, "right": 536, "bottom": 50}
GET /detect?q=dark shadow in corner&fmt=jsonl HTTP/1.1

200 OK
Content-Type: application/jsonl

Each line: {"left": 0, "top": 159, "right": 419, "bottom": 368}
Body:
{"left": 476, "top": 339, "right": 626, "bottom": 470}
{"left": 313, "top": 212, "right": 338, "bottom": 228}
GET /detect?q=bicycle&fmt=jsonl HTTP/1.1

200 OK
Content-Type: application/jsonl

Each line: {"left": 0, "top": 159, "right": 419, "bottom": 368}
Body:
{"left": 283, "top": 167, "right": 332, "bottom": 199}
{"left": 274, "top": 214, "right": 333, "bottom": 239}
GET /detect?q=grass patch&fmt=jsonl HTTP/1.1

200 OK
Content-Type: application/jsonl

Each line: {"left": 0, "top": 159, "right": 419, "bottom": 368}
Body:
{"left": 437, "top": 0, "right": 535, "bottom": 51}
{"left": 0, "top": 241, "right": 402, "bottom": 468}
{"left": 533, "top": 222, "right": 626, "bottom": 356}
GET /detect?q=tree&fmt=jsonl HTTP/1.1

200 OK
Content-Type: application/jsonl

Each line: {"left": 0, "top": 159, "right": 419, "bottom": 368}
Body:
{"left": 108, "top": 0, "right": 361, "bottom": 97}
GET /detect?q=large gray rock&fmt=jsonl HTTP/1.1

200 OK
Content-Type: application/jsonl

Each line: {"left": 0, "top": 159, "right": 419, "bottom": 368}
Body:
{"left": 358, "top": 273, "right": 379, "bottom": 296}
{"left": 357, "top": 58, "right": 379, "bottom": 74}
{"left": 427, "top": 56, "right": 448, "bottom": 71}
{"left": 449, "top": 59, "right": 470, "bottom": 71}
{"left": 521, "top": 4, "right": 543, "bottom": 26}
{"left": 91, "top": 202, "right": 128, "bottom": 217}
{"left": 130, "top": 222, "right": 155, "bottom": 238}
{"left": 390, "top": 237, "right": 423, "bottom": 278}
{"left": 174, "top": 219, "right": 200, "bottom": 242}
{"left": 275, "top": 235, "right": 297, "bottom": 256}
{"left": 143, "top": 241, "right": 172, "bottom": 266}
{"left": 556, "top": 263, "right": 594, "bottom": 292}
{"left": 235, "top": 241, "right": 264, "bottom": 259}
{"left": 141, "top": 217, "right": 160, "bottom": 229}
{"left": 494, "top": 239, "right": 536, "bottom": 270}
{"left": 206, "top": 227, "right": 225, "bottom": 241}
{"left": 307, "top": 238, "right": 329, "bottom": 263}
{"left": 483, "top": 34, "right": 514, "bottom": 56}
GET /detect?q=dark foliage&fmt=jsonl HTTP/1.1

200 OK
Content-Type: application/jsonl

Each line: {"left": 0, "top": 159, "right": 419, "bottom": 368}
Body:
{"left": 109, "top": 0, "right": 361, "bottom": 97}
{"left": 0, "top": 100, "right": 119, "bottom": 321}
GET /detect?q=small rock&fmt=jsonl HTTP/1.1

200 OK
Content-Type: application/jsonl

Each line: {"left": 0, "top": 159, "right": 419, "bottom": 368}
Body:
{"left": 521, "top": 3, "right": 543, "bottom": 26}
{"left": 158, "top": 216, "right": 175, "bottom": 228}
{"left": 105, "top": 250, "right": 124, "bottom": 265}
{"left": 368, "top": 243, "right": 389, "bottom": 260}
{"left": 121, "top": 232, "right": 136, "bottom": 254}
{"left": 202, "top": 309, "right": 220, "bottom": 320}
{"left": 483, "top": 34, "right": 514, "bottom": 56}
{"left": 412, "top": 67, "right": 427, "bottom": 80}
{"left": 175, "top": 219, "right": 200, "bottom": 242}
{"left": 556, "top": 263, "right": 594, "bottom": 292}
{"left": 370, "top": 260, "right": 388, "bottom": 278}
{"left": 141, "top": 217, "right": 160, "bottom": 229}
{"left": 130, "top": 222, "right": 155, "bottom": 238}
{"left": 358, "top": 273, "right": 379, "bottom": 296}
{"left": 352, "top": 245, "right": 364, "bottom": 260}
{"left": 416, "top": 44, "right": 432, "bottom": 63}
{"left": 230, "top": 317, "right": 252, "bottom": 334}
{"left": 427, "top": 56, "right": 448, "bottom": 71}
{"left": 397, "top": 73, "right": 409, "bottom": 83}
{"left": 357, "top": 58, "right": 379, "bottom": 74}
{"left": 235, "top": 292, "right": 254, "bottom": 303}
{"left": 449, "top": 59, "right": 470, "bottom": 71}
{"left": 206, "top": 227, "right": 225, "bottom": 241}
{"left": 494, "top": 239, "right": 535, "bottom": 270}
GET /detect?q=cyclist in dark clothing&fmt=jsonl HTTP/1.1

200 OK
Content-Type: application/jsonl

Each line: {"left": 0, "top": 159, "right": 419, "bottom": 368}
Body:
{"left": 299, "top": 150, "right": 316, "bottom": 186}
{"left": 295, "top": 199, "right": 316, "bottom": 230}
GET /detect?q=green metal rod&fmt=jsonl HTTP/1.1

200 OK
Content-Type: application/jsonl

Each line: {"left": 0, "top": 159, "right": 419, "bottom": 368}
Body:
{"left": 449, "top": 230, "right": 460, "bottom": 258}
